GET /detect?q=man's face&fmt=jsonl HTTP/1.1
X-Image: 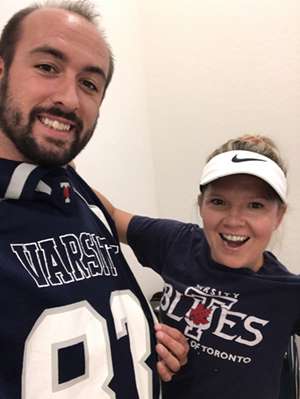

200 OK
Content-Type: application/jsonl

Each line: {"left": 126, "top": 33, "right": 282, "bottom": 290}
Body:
{"left": 0, "top": 8, "right": 110, "bottom": 166}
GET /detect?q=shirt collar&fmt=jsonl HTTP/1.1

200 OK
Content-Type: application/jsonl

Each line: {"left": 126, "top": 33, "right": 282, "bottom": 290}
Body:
{"left": 0, "top": 159, "right": 71, "bottom": 203}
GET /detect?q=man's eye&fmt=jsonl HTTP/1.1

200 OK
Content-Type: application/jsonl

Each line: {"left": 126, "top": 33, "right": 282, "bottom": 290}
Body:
{"left": 81, "top": 79, "right": 98, "bottom": 92}
{"left": 35, "top": 64, "right": 57, "bottom": 73}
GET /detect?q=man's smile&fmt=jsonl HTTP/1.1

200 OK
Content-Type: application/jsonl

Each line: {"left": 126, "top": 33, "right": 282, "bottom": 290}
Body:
{"left": 38, "top": 115, "right": 74, "bottom": 132}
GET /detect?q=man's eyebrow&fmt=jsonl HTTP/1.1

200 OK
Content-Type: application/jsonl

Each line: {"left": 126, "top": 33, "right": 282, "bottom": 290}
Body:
{"left": 30, "top": 45, "right": 66, "bottom": 61}
{"left": 30, "top": 45, "right": 107, "bottom": 82}
{"left": 82, "top": 66, "right": 107, "bottom": 82}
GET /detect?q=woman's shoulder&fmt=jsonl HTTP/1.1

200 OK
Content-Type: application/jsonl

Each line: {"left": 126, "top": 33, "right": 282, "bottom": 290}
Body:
{"left": 261, "top": 251, "right": 298, "bottom": 278}
{"left": 130, "top": 215, "right": 204, "bottom": 240}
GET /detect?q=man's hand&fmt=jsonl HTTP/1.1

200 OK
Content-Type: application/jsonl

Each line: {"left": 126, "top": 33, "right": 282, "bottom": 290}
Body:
{"left": 155, "top": 323, "right": 189, "bottom": 382}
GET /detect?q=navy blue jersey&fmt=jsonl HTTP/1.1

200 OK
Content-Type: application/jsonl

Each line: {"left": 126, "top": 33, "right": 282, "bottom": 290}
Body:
{"left": 128, "top": 216, "right": 300, "bottom": 399}
{"left": 0, "top": 159, "right": 160, "bottom": 399}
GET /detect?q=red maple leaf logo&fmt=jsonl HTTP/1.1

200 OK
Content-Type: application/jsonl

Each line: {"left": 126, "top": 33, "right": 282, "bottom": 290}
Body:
{"left": 189, "top": 304, "right": 211, "bottom": 325}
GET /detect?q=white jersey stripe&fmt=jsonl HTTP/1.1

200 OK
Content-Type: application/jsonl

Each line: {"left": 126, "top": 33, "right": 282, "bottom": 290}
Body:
{"left": 5, "top": 163, "right": 38, "bottom": 200}
{"left": 35, "top": 180, "right": 52, "bottom": 195}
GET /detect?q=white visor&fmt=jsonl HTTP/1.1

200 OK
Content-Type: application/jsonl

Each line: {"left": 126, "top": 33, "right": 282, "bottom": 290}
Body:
{"left": 199, "top": 150, "right": 287, "bottom": 203}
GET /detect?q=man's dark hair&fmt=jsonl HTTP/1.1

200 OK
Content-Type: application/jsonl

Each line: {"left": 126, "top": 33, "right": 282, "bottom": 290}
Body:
{"left": 0, "top": 0, "right": 114, "bottom": 94}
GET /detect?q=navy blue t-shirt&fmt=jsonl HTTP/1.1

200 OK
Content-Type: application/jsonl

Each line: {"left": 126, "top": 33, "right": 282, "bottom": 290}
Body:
{"left": 128, "top": 215, "right": 300, "bottom": 399}
{"left": 0, "top": 160, "right": 160, "bottom": 399}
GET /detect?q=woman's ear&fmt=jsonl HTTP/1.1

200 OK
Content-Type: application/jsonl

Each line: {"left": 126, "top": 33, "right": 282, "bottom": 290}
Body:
{"left": 274, "top": 203, "right": 287, "bottom": 230}
{"left": 198, "top": 194, "right": 203, "bottom": 216}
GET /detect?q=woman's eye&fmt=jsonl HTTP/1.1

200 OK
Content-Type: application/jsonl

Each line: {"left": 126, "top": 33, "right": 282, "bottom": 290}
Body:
{"left": 210, "top": 198, "right": 224, "bottom": 206}
{"left": 249, "top": 201, "right": 264, "bottom": 209}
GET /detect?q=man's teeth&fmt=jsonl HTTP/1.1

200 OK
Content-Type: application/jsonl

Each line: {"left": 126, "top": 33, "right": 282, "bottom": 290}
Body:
{"left": 222, "top": 234, "right": 248, "bottom": 242}
{"left": 41, "top": 117, "right": 71, "bottom": 132}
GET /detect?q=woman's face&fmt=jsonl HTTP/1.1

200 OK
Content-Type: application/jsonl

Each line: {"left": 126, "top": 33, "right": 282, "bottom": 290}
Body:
{"left": 199, "top": 174, "right": 286, "bottom": 271}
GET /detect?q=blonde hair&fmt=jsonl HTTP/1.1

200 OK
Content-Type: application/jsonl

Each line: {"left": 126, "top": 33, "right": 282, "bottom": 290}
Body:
{"left": 207, "top": 134, "right": 287, "bottom": 176}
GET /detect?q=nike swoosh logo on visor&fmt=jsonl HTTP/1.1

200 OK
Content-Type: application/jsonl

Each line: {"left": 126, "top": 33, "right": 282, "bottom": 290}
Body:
{"left": 231, "top": 155, "right": 267, "bottom": 163}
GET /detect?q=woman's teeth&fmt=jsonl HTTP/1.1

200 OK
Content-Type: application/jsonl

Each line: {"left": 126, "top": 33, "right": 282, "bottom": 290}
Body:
{"left": 221, "top": 233, "right": 249, "bottom": 243}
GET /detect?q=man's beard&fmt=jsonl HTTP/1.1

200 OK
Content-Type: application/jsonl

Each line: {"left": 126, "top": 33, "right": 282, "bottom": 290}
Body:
{"left": 0, "top": 73, "right": 98, "bottom": 166}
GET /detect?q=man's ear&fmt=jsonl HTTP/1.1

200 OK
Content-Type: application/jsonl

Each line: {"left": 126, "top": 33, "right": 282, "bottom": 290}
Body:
{"left": 0, "top": 57, "right": 5, "bottom": 79}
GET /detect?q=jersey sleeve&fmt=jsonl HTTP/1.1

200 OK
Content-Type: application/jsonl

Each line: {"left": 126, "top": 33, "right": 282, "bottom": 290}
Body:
{"left": 127, "top": 215, "right": 189, "bottom": 274}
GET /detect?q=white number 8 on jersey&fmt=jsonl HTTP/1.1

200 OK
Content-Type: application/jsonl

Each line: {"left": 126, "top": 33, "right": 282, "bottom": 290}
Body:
{"left": 22, "top": 290, "right": 154, "bottom": 398}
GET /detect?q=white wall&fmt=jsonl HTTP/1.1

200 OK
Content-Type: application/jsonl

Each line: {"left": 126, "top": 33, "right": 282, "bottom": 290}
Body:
{"left": 90, "top": 0, "right": 300, "bottom": 275}
{"left": 1, "top": 1, "right": 300, "bottom": 296}
{"left": 75, "top": 0, "right": 165, "bottom": 298}
{"left": 140, "top": 0, "right": 300, "bottom": 272}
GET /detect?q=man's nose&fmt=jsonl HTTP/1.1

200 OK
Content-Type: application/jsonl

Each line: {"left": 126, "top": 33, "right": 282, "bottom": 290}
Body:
{"left": 50, "top": 77, "right": 80, "bottom": 112}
